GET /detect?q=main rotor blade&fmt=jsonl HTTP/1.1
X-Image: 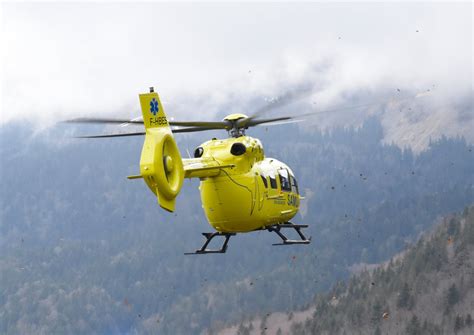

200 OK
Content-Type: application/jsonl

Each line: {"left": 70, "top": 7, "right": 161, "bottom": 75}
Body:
{"left": 75, "top": 131, "right": 146, "bottom": 138}
{"left": 64, "top": 117, "right": 144, "bottom": 125}
{"left": 290, "top": 102, "right": 380, "bottom": 120}
{"left": 248, "top": 84, "right": 315, "bottom": 120}
{"left": 170, "top": 121, "right": 230, "bottom": 129}
{"left": 242, "top": 87, "right": 433, "bottom": 130}
{"left": 172, "top": 126, "right": 225, "bottom": 133}
{"left": 243, "top": 90, "right": 431, "bottom": 129}
{"left": 244, "top": 116, "right": 292, "bottom": 127}
{"left": 74, "top": 126, "right": 225, "bottom": 139}
{"left": 239, "top": 102, "right": 373, "bottom": 129}
{"left": 64, "top": 117, "right": 231, "bottom": 129}
{"left": 255, "top": 119, "right": 305, "bottom": 127}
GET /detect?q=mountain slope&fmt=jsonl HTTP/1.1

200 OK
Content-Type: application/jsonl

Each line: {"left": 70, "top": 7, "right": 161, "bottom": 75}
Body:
{"left": 292, "top": 205, "right": 474, "bottom": 335}
{"left": 0, "top": 118, "right": 473, "bottom": 334}
{"left": 219, "top": 205, "right": 474, "bottom": 335}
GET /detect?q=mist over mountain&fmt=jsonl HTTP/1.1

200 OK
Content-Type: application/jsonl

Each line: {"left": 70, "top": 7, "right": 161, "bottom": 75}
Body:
{"left": 69, "top": 67, "right": 471, "bottom": 156}
{"left": 3, "top": 3, "right": 472, "bottom": 141}
{"left": 1, "top": 114, "right": 473, "bottom": 334}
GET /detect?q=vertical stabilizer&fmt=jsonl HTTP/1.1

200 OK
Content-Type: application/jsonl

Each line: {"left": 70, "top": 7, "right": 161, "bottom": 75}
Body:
{"left": 138, "top": 88, "right": 184, "bottom": 212}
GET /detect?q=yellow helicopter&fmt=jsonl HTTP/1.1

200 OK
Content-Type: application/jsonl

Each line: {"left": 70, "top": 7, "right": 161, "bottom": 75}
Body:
{"left": 69, "top": 87, "right": 310, "bottom": 254}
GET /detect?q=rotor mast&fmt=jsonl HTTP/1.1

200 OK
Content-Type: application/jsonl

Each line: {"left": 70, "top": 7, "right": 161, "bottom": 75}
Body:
{"left": 222, "top": 113, "right": 248, "bottom": 138}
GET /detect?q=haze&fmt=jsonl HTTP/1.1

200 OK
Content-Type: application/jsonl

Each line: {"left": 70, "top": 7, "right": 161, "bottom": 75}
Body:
{"left": 1, "top": 2, "right": 472, "bottom": 130}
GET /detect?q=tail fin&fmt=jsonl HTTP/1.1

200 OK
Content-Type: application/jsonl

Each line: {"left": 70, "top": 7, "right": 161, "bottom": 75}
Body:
{"left": 138, "top": 89, "right": 184, "bottom": 212}
{"left": 139, "top": 89, "right": 170, "bottom": 130}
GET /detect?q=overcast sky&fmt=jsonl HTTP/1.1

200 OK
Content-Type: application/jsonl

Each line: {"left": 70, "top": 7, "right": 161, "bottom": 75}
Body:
{"left": 0, "top": 2, "right": 472, "bottom": 126}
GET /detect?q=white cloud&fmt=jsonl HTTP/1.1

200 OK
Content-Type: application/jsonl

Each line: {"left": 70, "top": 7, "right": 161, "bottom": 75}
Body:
{"left": 1, "top": 1, "right": 472, "bottom": 143}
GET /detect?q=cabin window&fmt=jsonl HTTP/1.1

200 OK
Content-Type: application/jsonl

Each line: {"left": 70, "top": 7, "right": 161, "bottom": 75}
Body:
{"left": 278, "top": 169, "right": 291, "bottom": 192}
{"left": 269, "top": 176, "right": 277, "bottom": 189}
{"left": 230, "top": 143, "right": 246, "bottom": 156}
{"left": 260, "top": 175, "right": 268, "bottom": 188}
{"left": 194, "top": 147, "right": 204, "bottom": 158}
{"left": 290, "top": 175, "right": 299, "bottom": 194}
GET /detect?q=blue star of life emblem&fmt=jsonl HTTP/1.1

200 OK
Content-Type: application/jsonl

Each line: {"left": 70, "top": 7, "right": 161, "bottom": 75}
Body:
{"left": 150, "top": 98, "right": 159, "bottom": 115}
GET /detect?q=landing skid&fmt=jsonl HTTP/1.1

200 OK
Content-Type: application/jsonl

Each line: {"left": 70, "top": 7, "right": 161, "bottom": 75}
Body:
{"left": 184, "top": 232, "right": 236, "bottom": 255}
{"left": 185, "top": 222, "right": 311, "bottom": 255}
{"left": 266, "top": 222, "right": 311, "bottom": 246}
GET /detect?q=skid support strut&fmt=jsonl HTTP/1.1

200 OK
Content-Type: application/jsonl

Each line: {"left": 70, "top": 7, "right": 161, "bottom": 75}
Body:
{"left": 185, "top": 232, "right": 236, "bottom": 255}
{"left": 267, "top": 222, "right": 311, "bottom": 246}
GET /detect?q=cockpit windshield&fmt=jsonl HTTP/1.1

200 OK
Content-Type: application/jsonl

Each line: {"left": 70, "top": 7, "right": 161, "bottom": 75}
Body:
{"left": 290, "top": 175, "right": 299, "bottom": 194}
{"left": 278, "top": 169, "right": 291, "bottom": 192}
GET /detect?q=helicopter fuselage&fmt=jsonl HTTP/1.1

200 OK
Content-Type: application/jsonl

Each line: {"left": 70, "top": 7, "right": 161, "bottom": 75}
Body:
{"left": 72, "top": 90, "right": 310, "bottom": 253}
{"left": 189, "top": 135, "right": 301, "bottom": 233}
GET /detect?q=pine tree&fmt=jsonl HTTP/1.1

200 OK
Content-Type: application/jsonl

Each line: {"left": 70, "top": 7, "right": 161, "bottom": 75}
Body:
{"left": 260, "top": 314, "right": 268, "bottom": 334}
{"left": 288, "top": 311, "right": 294, "bottom": 321}
{"left": 422, "top": 320, "right": 428, "bottom": 333}
{"left": 454, "top": 315, "right": 464, "bottom": 333}
{"left": 447, "top": 218, "right": 460, "bottom": 236}
{"left": 406, "top": 315, "right": 421, "bottom": 335}
{"left": 465, "top": 314, "right": 472, "bottom": 327}
{"left": 447, "top": 284, "right": 460, "bottom": 307}
{"left": 397, "top": 283, "right": 413, "bottom": 309}
{"left": 237, "top": 323, "right": 249, "bottom": 335}
{"left": 462, "top": 206, "right": 469, "bottom": 218}
{"left": 371, "top": 301, "right": 383, "bottom": 326}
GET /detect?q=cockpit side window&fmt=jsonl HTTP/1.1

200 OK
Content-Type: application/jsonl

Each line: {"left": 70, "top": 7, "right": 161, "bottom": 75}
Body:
{"left": 269, "top": 176, "right": 277, "bottom": 189}
{"left": 278, "top": 169, "right": 291, "bottom": 192}
{"left": 260, "top": 175, "right": 268, "bottom": 188}
{"left": 290, "top": 175, "right": 299, "bottom": 194}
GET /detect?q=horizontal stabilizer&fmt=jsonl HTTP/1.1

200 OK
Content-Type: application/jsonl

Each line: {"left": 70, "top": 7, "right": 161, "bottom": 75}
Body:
{"left": 183, "top": 158, "right": 235, "bottom": 179}
{"left": 127, "top": 174, "right": 143, "bottom": 180}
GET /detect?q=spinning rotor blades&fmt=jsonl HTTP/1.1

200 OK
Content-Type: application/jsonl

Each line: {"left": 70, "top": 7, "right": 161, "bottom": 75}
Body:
{"left": 74, "top": 126, "right": 225, "bottom": 138}
{"left": 75, "top": 131, "right": 146, "bottom": 138}
{"left": 66, "top": 118, "right": 232, "bottom": 138}
{"left": 66, "top": 87, "right": 428, "bottom": 138}
{"left": 66, "top": 118, "right": 231, "bottom": 129}
{"left": 65, "top": 88, "right": 314, "bottom": 138}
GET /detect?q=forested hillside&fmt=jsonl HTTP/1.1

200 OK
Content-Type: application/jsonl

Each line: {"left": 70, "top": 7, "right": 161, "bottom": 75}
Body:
{"left": 219, "top": 206, "right": 474, "bottom": 335}
{"left": 286, "top": 205, "right": 474, "bottom": 335}
{"left": 1, "top": 117, "right": 473, "bottom": 334}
